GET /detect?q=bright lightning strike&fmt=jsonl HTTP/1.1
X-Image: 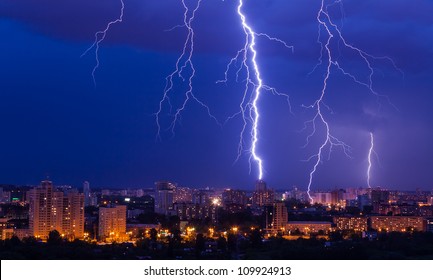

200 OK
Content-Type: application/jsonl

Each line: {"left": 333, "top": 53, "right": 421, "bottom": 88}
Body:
{"left": 155, "top": 0, "right": 221, "bottom": 140}
{"left": 367, "top": 132, "right": 374, "bottom": 189}
{"left": 304, "top": 0, "right": 400, "bottom": 203}
{"left": 81, "top": 0, "right": 125, "bottom": 87}
{"left": 366, "top": 131, "right": 381, "bottom": 189}
{"left": 219, "top": 0, "right": 293, "bottom": 179}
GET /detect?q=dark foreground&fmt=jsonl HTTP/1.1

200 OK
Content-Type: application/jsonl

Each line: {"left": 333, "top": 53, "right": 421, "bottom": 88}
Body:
{"left": 1, "top": 231, "right": 433, "bottom": 260}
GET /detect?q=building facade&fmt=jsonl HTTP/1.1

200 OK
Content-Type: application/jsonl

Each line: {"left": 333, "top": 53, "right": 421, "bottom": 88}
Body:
{"left": 222, "top": 189, "right": 247, "bottom": 212}
{"left": 28, "top": 180, "right": 84, "bottom": 240}
{"left": 98, "top": 205, "right": 127, "bottom": 242}
{"left": 155, "top": 181, "right": 176, "bottom": 215}
{"left": 62, "top": 191, "right": 85, "bottom": 239}
{"left": 286, "top": 221, "right": 332, "bottom": 235}
{"left": 271, "top": 202, "right": 288, "bottom": 232}
{"left": 370, "top": 216, "right": 424, "bottom": 232}
{"left": 334, "top": 216, "right": 368, "bottom": 232}
{"left": 252, "top": 180, "right": 274, "bottom": 207}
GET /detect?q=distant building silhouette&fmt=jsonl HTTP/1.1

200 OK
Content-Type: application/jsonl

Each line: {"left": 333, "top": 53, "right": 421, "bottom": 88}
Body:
{"left": 154, "top": 181, "right": 176, "bottom": 215}
{"left": 83, "top": 181, "right": 91, "bottom": 207}
{"left": 371, "top": 189, "right": 390, "bottom": 213}
{"left": 222, "top": 189, "right": 247, "bottom": 212}
{"left": 174, "top": 187, "right": 193, "bottom": 203}
{"left": 252, "top": 180, "right": 274, "bottom": 207}
{"left": 255, "top": 180, "right": 267, "bottom": 192}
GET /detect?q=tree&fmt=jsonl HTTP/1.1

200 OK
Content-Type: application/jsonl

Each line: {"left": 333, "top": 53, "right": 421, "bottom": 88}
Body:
{"left": 227, "top": 233, "right": 237, "bottom": 252}
{"left": 9, "top": 235, "right": 21, "bottom": 247}
{"left": 23, "top": 236, "right": 37, "bottom": 245}
{"left": 172, "top": 229, "right": 182, "bottom": 244}
{"left": 150, "top": 228, "right": 158, "bottom": 242}
{"left": 48, "top": 230, "right": 62, "bottom": 245}
{"left": 250, "top": 228, "right": 262, "bottom": 248}
{"left": 329, "top": 230, "right": 343, "bottom": 242}
{"left": 217, "top": 236, "right": 227, "bottom": 251}
{"left": 136, "top": 229, "right": 144, "bottom": 239}
{"left": 195, "top": 233, "right": 205, "bottom": 258}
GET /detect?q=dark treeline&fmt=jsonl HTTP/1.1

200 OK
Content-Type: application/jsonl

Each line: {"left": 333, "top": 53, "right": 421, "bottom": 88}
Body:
{"left": 1, "top": 231, "right": 433, "bottom": 260}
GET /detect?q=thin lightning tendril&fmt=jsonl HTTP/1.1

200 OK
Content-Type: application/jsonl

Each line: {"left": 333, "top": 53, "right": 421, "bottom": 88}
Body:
{"left": 155, "top": 0, "right": 221, "bottom": 141}
{"left": 81, "top": 0, "right": 125, "bottom": 87}
{"left": 367, "top": 132, "right": 374, "bottom": 189}
{"left": 304, "top": 0, "right": 400, "bottom": 203}
{"left": 219, "top": 0, "right": 293, "bottom": 179}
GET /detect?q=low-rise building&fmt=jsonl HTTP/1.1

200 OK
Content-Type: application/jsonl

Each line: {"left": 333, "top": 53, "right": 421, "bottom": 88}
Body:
{"left": 334, "top": 216, "right": 368, "bottom": 232}
{"left": 286, "top": 221, "right": 332, "bottom": 235}
{"left": 370, "top": 216, "right": 424, "bottom": 232}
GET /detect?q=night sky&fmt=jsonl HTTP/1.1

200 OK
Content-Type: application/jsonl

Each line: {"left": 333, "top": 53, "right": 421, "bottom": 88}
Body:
{"left": 0, "top": 0, "right": 432, "bottom": 191}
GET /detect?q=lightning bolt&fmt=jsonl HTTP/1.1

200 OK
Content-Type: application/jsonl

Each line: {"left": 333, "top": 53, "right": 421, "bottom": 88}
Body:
{"left": 219, "top": 0, "right": 293, "bottom": 179}
{"left": 304, "top": 0, "right": 400, "bottom": 203}
{"left": 366, "top": 131, "right": 382, "bottom": 189}
{"left": 155, "top": 0, "right": 221, "bottom": 140}
{"left": 81, "top": 0, "right": 125, "bottom": 87}
{"left": 367, "top": 132, "right": 374, "bottom": 188}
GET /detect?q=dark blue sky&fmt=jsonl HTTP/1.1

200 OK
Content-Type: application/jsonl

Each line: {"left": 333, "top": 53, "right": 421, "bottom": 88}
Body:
{"left": 0, "top": 0, "right": 432, "bottom": 190}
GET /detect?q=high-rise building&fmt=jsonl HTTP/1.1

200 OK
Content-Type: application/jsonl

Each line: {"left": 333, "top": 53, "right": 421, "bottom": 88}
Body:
{"left": 331, "top": 189, "right": 346, "bottom": 205}
{"left": 0, "top": 187, "right": 11, "bottom": 204}
{"left": 83, "top": 181, "right": 91, "bottom": 207}
{"left": 192, "top": 188, "right": 214, "bottom": 205}
{"left": 371, "top": 189, "right": 390, "bottom": 213}
{"left": 98, "top": 205, "right": 127, "bottom": 242}
{"left": 284, "top": 186, "right": 305, "bottom": 201}
{"left": 62, "top": 190, "right": 85, "bottom": 239}
{"left": 28, "top": 181, "right": 63, "bottom": 240}
{"left": 155, "top": 181, "right": 176, "bottom": 215}
{"left": 222, "top": 189, "right": 247, "bottom": 209}
{"left": 255, "top": 180, "right": 267, "bottom": 192}
{"left": 174, "top": 187, "right": 193, "bottom": 203}
{"left": 344, "top": 187, "right": 363, "bottom": 201}
{"left": 357, "top": 194, "right": 371, "bottom": 211}
{"left": 28, "top": 180, "right": 84, "bottom": 240}
{"left": 252, "top": 180, "right": 274, "bottom": 207}
{"left": 271, "top": 201, "right": 288, "bottom": 232}
{"left": 311, "top": 191, "right": 332, "bottom": 205}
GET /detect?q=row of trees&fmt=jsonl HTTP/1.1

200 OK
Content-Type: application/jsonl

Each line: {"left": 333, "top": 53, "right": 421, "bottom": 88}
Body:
{"left": 1, "top": 229, "right": 433, "bottom": 259}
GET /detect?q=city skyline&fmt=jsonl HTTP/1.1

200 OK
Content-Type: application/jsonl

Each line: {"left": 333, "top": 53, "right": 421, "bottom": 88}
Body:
{"left": 1, "top": 1, "right": 433, "bottom": 191}
{"left": 2, "top": 178, "right": 432, "bottom": 194}
{"left": 1, "top": 177, "right": 433, "bottom": 260}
